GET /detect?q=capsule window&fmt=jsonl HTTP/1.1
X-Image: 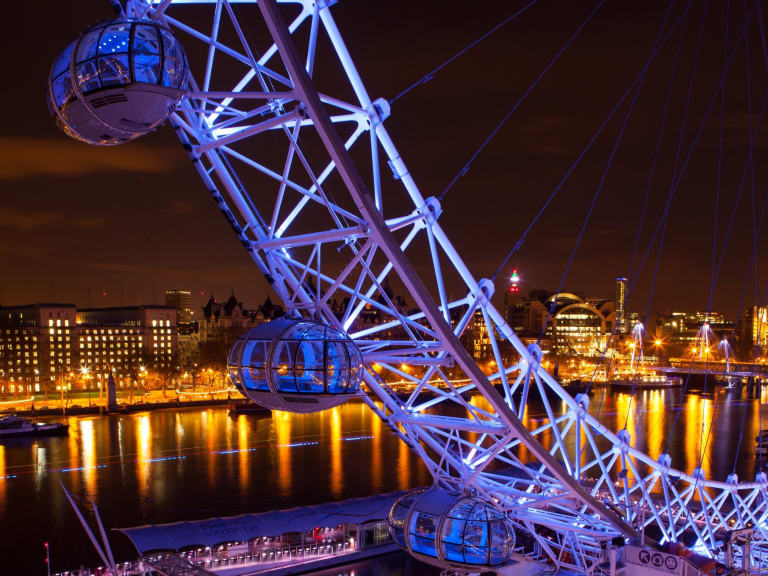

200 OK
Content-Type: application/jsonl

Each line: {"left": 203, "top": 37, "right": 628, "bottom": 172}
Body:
{"left": 75, "top": 60, "right": 102, "bottom": 93}
{"left": 161, "top": 30, "right": 186, "bottom": 88}
{"left": 76, "top": 29, "right": 101, "bottom": 63}
{"left": 98, "top": 55, "right": 131, "bottom": 87}
{"left": 134, "top": 52, "right": 162, "bottom": 85}
{"left": 53, "top": 41, "right": 75, "bottom": 79}
{"left": 98, "top": 23, "right": 130, "bottom": 55}
{"left": 134, "top": 25, "right": 161, "bottom": 54}
{"left": 52, "top": 74, "right": 75, "bottom": 108}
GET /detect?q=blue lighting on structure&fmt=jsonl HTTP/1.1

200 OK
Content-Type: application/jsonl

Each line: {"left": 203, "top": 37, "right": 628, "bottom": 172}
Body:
{"left": 56, "top": 465, "right": 108, "bottom": 473}
{"left": 145, "top": 455, "right": 187, "bottom": 463}
{"left": 0, "top": 474, "right": 17, "bottom": 480}
{"left": 343, "top": 435, "right": 374, "bottom": 441}
{"left": 213, "top": 441, "right": 319, "bottom": 455}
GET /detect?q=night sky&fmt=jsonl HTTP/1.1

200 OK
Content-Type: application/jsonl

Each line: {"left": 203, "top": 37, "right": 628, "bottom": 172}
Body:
{"left": 2, "top": 0, "right": 766, "bottom": 323}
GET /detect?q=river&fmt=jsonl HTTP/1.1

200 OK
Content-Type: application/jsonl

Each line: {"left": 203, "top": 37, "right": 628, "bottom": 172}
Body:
{"left": 1, "top": 384, "right": 766, "bottom": 574}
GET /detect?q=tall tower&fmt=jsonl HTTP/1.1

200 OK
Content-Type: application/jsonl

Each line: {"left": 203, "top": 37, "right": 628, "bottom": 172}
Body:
{"left": 164, "top": 289, "right": 193, "bottom": 326}
{"left": 615, "top": 277, "right": 629, "bottom": 334}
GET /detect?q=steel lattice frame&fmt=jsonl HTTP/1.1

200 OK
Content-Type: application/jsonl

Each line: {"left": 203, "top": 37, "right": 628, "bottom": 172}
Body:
{"left": 124, "top": 0, "right": 768, "bottom": 571}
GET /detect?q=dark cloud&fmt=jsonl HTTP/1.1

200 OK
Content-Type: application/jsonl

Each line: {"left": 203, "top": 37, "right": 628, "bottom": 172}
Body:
{"left": 164, "top": 200, "right": 201, "bottom": 216}
{"left": 71, "top": 217, "right": 108, "bottom": 229}
{"left": 0, "top": 137, "right": 178, "bottom": 180}
{"left": 0, "top": 207, "right": 60, "bottom": 230}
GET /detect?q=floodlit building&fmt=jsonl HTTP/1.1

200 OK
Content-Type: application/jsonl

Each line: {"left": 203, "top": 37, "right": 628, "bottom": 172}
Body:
{"left": 0, "top": 304, "right": 77, "bottom": 393}
{"left": 742, "top": 306, "right": 768, "bottom": 355}
{"left": 0, "top": 303, "right": 179, "bottom": 394}
{"left": 164, "top": 289, "right": 193, "bottom": 327}
{"left": 76, "top": 305, "right": 178, "bottom": 380}
{"left": 544, "top": 294, "right": 614, "bottom": 357}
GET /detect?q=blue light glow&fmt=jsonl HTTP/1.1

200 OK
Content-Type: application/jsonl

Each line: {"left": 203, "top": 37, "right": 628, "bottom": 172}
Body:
{"left": 145, "top": 455, "right": 187, "bottom": 463}
{"left": 56, "top": 465, "right": 108, "bottom": 473}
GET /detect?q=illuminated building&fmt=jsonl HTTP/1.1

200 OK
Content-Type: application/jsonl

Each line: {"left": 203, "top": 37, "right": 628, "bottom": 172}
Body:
{"left": 544, "top": 294, "right": 613, "bottom": 357}
{"left": 200, "top": 293, "right": 283, "bottom": 344}
{"left": 466, "top": 308, "right": 492, "bottom": 360}
{"left": 742, "top": 306, "right": 768, "bottom": 354}
{"left": 76, "top": 305, "right": 177, "bottom": 380}
{"left": 164, "top": 289, "right": 193, "bottom": 327}
{"left": 0, "top": 304, "right": 76, "bottom": 393}
{"left": 615, "top": 277, "right": 628, "bottom": 334}
{"left": 656, "top": 310, "right": 734, "bottom": 354}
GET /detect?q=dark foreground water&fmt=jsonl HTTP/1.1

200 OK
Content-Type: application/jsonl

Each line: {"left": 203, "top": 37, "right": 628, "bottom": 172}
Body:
{"left": 2, "top": 384, "right": 766, "bottom": 574}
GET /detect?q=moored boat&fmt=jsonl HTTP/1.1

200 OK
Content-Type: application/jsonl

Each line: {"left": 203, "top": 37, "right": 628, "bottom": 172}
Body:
{"left": 608, "top": 374, "right": 683, "bottom": 389}
{"left": 0, "top": 415, "right": 69, "bottom": 439}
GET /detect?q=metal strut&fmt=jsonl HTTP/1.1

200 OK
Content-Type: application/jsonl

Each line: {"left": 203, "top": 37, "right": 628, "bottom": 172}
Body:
{"left": 257, "top": 0, "right": 636, "bottom": 541}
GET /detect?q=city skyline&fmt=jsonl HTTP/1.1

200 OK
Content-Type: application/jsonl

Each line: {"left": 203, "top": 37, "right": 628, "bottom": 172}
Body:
{"left": 3, "top": 0, "right": 767, "bottom": 320}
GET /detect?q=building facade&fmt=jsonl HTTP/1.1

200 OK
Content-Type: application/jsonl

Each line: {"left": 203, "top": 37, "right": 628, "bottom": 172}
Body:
{"left": 164, "top": 289, "right": 193, "bottom": 327}
{"left": 77, "top": 305, "right": 177, "bottom": 381}
{"left": 0, "top": 304, "right": 77, "bottom": 393}
{"left": 0, "top": 304, "right": 177, "bottom": 394}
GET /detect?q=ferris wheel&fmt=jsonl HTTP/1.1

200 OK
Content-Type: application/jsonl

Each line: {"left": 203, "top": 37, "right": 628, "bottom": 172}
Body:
{"left": 47, "top": 0, "right": 768, "bottom": 573}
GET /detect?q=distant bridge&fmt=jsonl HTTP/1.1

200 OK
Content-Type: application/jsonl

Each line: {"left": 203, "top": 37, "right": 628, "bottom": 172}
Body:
{"left": 641, "top": 359, "right": 768, "bottom": 379}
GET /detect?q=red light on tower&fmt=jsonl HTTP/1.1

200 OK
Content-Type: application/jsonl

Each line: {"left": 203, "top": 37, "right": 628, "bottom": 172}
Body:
{"left": 509, "top": 269, "right": 520, "bottom": 293}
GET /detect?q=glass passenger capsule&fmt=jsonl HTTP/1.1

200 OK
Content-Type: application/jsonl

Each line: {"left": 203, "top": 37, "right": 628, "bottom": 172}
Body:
{"left": 389, "top": 488, "right": 516, "bottom": 572}
{"left": 47, "top": 18, "right": 188, "bottom": 145}
{"left": 228, "top": 317, "right": 364, "bottom": 413}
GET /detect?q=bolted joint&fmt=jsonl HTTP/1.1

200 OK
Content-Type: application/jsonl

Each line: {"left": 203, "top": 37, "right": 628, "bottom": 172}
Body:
{"left": 315, "top": 0, "right": 338, "bottom": 11}
{"left": 726, "top": 473, "right": 739, "bottom": 488}
{"left": 575, "top": 393, "right": 590, "bottom": 418}
{"left": 658, "top": 453, "right": 672, "bottom": 473}
{"left": 617, "top": 428, "right": 631, "bottom": 453}
{"left": 756, "top": 471, "right": 768, "bottom": 484}
{"left": 475, "top": 278, "right": 495, "bottom": 307}
{"left": 418, "top": 196, "right": 442, "bottom": 229}
{"left": 367, "top": 97, "right": 391, "bottom": 127}
{"left": 527, "top": 342, "right": 543, "bottom": 365}
{"left": 693, "top": 467, "right": 705, "bottom": 481}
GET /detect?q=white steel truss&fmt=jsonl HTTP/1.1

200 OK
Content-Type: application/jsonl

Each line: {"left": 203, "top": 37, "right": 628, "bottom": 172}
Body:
{"left": 124, "top": 0, "right": 768, "bottom": 571}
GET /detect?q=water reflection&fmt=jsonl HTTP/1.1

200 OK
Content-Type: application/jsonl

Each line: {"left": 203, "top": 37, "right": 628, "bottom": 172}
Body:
{"left": 331, "top": 407, "right": 342, "bottom": 498}
{"left": 80, "top": 419, "right": 96, "bottom": 495}
{"left": 275, "top": 410, "right": 292, "bottom": 498}
{"left": 3, "top": 389, "right": 764, "bottom": 574}
{"left": 0, "top": 445, "right": 5, "bottom": 511}
{"left": 371, "top": 406, "right": 382, "bottom": 493}
{"left": 135, "top": 414, "right": 151, "bottom": 501}
{"left": 237, "top": 415, "right": 249, "bottom": 496}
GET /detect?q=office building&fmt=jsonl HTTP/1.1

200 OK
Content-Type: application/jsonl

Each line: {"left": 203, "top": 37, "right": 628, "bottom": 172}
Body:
{"left": 0, "top": 304, "right": 77, "bottom": 393}
{"left": 165, "top": 289, "right": 193, "bottom": 327}
{"left": 0, "top": 303, "right": 177, "bottom": 394}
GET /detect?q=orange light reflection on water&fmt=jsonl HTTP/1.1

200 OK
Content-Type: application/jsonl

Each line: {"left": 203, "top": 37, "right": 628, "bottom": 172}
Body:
{"left": 237, "top": 415, "right": 249, "bottom": 496}
{"left": 371, "top": 406, "right": 382, "bottom": 492}
{"left": 275, "top": 410, "right": 291, "bottom": 498}
{"left": 79, "top": 419, "right": 96, "bottom": 496}
{"left": 135, "top": 414, "right": 151, "bottom": 501}
{"left": 330, "top": 407, "right": 342, "bottom": 498}
{"left": 0, "top": 445, "right": 5, "bottom": 511}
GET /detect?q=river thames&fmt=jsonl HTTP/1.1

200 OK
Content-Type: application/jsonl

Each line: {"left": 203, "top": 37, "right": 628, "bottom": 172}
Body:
{"left": 2, "top": 385, "right": 766, "bottom": 574}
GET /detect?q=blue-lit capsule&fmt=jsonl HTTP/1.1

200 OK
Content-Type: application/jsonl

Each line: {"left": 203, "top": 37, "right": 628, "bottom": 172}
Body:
{"left": 228, "top": 317, "right": 364, "bottom": 413}
{"left": 389, "top": 488, "right": 516, "bottom": 571}
{"left": 47, "top": 18, "right": 188, "bottom": 145}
